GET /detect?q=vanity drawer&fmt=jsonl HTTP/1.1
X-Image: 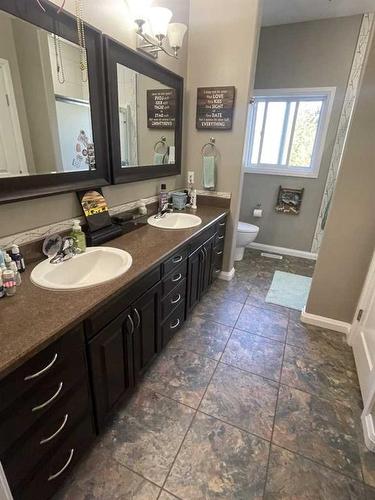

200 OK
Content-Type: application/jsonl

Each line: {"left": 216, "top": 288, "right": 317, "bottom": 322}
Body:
{"left": 0, "top": 349, "right": 87, "bottom": 456}
{"left": 3, "top": 382, "right": 91, "bottom": 490}
{"left": 189, "top": 225, "right": 216, "bottom": 255}
{"left": 216, "top": 218, "right": 227, "bottom": 237}
{"left": 161, "top": 302, "right": 185, "bottom": 346}
{"left": 212, "top": 249, "right": 224, "bottom": 280}
{"left": 161, "top": 279, "right": 186, "bottom": 321}
{"left": 162, "top": 247, "right": 188, "bottom": 276}
{"left": 13, "top": 414, "right": 95, "bottom": 500}
{"left": 0, "top": 325, "right": 85, "bottom": 415}
{"left": 162, "top": 261, "right": 187, "bottom": 297}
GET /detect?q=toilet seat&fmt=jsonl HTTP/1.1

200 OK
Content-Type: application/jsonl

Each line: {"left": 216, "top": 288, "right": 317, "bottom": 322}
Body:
{"left": 238, "top": 222, "right": 259, "bottom": 234}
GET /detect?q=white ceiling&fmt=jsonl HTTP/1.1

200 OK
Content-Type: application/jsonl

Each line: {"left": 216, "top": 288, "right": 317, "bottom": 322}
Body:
{"left": 262, "top": 0, "right": 375, "bottom": 26}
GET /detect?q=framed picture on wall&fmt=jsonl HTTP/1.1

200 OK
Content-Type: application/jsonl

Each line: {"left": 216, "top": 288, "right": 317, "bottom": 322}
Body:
{"left": 275, "top": 187, "right": 304, "bottom": 215}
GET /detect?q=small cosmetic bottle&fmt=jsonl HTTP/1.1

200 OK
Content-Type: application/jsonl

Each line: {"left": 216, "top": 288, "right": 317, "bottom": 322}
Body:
{"left": 3, "top": 269, "right": 17, "bottom": 297}
{"left": 11, "top": 245, "right": 26, "bottom": 272}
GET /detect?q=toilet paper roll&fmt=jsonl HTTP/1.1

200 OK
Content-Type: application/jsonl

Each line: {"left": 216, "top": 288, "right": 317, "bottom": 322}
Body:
{"left": 253, "top": 209, "right": 263, "bottom": 218}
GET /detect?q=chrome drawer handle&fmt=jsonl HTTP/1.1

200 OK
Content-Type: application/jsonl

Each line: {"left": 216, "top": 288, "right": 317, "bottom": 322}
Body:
{"left": 170, "top": 318, "right": 180, "bottom": 329}
{"left": 218, "top": 235, "right": 224, "bottom": 240}
{"left": 171, "top": 294, "right": 181, "bottom": 305}
{"left": 127, "top": 314, "right": 135, "bottom": 336}
{"left": 216, "top": 250, "right": 223, "bottom": 255}
{"left": 172, "top": 255, "right": 183, "bottom": 264}
{"left": 133, "top": 308, "right": 141, "bottom": 329}
{"left": 172, "top": 273, "right": 182, "bottom": 283}
{"left": 24, "top": 353, "right": 58, "bottom": 381}
{"left": 32, "top": 382, "right": 63, "bottom": 412}
{"left": 40, "top": 414, "right": 69, "bottom": 445}
{"left": 48, "top": 448, "right": 74, "bottom": 481}
{"left": 219, "top": 222, "right": 225, "bottom": 226}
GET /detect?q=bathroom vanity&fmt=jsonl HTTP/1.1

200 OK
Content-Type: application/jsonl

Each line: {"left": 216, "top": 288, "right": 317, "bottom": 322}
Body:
{"left": 0, "top": 206, "right": 227, "bottom": 499}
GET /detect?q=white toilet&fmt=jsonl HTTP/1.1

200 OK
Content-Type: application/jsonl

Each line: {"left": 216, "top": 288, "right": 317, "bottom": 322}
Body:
{"left": 235, "top": 222, "right": 259, "bottom": 261}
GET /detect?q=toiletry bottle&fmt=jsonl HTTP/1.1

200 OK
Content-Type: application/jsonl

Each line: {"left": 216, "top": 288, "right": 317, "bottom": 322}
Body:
{"left": 190, "top": 189, "right": 197, "bottom": 210}
{"left": 0, "top": 250, "right": 5, "bottom": 268}
{"left": 70, "top": 219, "right": 86, "bottom": 253}
{"left": 159, "top": 183, "right": 168, "bottom": 210}
{"left": 0, "top": 276, "right": 5, "bottom": 299}
{"left": 3, "top": 269, "right": 16, "bottom": 296}
{"left": 10, "top": 245, "right": 26, "bottom": 272}
{"left": 10, "top": 261, "right": 21, "bottom": 286}
{"left": 4, "top": 253, "right": 12, "bottom": 270}
{"left": 138, "top": 200, "right": 147, "bottom": 216}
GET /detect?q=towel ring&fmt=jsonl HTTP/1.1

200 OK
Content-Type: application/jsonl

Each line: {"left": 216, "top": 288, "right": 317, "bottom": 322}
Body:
{"left": 201, "top": 137, "right": 218, "bottom": 158}
{"left": 154, "top": 136, "right": 168, "bottom": 154}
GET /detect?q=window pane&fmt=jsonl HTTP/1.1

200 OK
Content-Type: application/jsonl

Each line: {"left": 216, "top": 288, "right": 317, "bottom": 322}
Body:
{"left": 260, "top": 101, "right": 286, "bottom": 164}
{"left": 251, "top": 101, "right": 265, "bottom": 164}
{"left": 289, "top": 100, "right": 322, "bottom": 167}
{"left": 281, "top": 101, "right": 296, "bottom": 165}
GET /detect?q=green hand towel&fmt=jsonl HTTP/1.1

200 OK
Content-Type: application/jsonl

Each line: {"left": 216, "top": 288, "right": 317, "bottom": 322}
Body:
{"left": 154, "top": 152, "right": 165, "bottom": 165}
{"left": 203, "top": 155, "right": 215, "bottom": 189}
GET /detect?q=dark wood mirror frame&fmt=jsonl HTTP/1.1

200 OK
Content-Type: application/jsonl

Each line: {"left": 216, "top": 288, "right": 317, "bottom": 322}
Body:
{"left": 0, "top": 0, "right": 110, "bottom": 204}
{"left": 103, "top": 36, "right": 183, "bottom": 184}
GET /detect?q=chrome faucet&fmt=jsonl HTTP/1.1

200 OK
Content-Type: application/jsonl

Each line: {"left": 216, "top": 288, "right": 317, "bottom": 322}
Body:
{"left": 154, "top": 202, "right": 173, "bottom": 219}
{"left": 50, "top": 237, "right": 77, "bottom": 264}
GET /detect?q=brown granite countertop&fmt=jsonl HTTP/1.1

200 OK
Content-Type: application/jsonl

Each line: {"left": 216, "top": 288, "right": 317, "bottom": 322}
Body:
{"left": 0, "top": 206, "right": 228, "bottom": 380}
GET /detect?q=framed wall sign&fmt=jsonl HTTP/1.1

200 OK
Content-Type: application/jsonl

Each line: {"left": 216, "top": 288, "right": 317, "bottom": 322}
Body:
{"left": 196, "top": 86, "right": 235, "bottom": 130}
{"left": 275, "top": 187, "right": 305, "bottom": 215}
{"left": 147, "top": 88, "right": 176, "bottom": 129}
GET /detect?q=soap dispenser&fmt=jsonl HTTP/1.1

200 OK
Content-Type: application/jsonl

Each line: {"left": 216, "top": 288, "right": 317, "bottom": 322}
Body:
{"left": 70, "top": 219, "right": 86, "bottom": 253}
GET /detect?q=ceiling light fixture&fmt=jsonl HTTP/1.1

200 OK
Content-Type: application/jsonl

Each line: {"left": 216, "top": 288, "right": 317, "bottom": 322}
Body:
{"left": 127, "top": 1, "right": 187, "bottom": 59}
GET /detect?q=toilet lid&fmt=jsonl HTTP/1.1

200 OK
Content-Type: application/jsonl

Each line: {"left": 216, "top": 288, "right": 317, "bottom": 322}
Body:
{"left": 238, "top": 222, "right": 259, "bottom": 234}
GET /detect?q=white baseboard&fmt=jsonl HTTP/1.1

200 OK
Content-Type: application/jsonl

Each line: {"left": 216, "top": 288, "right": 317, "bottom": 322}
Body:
{"left": 218, "top": 268, "right": 235, "bottom": 281}
{"left": 250, "top": 243, "right": 317, "bottom": 261}
{"left": 301, "top": 307, "right": 352, "bottom": 336}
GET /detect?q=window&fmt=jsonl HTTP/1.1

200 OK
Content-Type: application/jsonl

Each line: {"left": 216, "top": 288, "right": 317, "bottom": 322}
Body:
{"left": 244, "top": 88, "right": 335, "bottom": 178}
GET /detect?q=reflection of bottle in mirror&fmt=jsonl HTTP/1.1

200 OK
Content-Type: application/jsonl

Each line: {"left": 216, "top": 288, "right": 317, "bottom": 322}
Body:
{"left": 168, "top": 146, "right": 175, "bottom": 164}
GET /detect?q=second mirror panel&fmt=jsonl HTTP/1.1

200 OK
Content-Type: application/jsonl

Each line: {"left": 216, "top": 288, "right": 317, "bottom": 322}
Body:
{"left": 117, "top": 63, "right": 176, "bottom": 168}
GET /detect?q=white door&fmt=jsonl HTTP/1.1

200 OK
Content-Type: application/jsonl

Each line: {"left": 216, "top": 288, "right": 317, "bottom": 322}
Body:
{"left": 351, "top": 250, "right": 375, "bottom": 449}
{"left": 0, "top": 58, "right": 28, "bottom": 177}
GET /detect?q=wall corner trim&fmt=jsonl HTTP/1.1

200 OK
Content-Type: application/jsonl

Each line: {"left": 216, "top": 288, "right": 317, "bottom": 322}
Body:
{"left": 218, "top": 268, "right": 235, "bottom": 281}
{"left": 300, "top": 307, "right": 352, "bottom": 337}
{"left": 250, "top": 243, "right": 317, "bottom": 261}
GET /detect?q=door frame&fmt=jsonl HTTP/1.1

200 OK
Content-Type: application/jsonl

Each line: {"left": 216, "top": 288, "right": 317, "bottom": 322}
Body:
{"left": 0, "top": 58, "right": 28, "bottom": 176}
{"left": 349, "top": 249, "right": 375, "bottom": 450}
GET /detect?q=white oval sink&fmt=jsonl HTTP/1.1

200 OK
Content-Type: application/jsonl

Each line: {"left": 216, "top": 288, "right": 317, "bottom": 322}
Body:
{"left": 31, "top": 247, "right": 132, "bottom": 291}
{"left": 148, "top": 213, "right": 202, "bottom": 230}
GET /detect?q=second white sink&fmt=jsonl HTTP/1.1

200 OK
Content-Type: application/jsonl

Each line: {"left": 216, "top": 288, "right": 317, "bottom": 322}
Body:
{"left": 31, "top": 247, "right": 132, "bottom": 291}
{"left": 148, "top": 213, "right": 202, "bottom": 230}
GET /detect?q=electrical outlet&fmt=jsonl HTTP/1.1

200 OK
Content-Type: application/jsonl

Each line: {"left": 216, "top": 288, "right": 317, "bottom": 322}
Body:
{"left": 187, "top": 171, "right": 194, "bottom": 184}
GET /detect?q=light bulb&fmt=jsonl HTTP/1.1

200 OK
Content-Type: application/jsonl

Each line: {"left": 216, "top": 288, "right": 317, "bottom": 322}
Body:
{"left": 148, "top": 7, "right": 172, "bottom": 40}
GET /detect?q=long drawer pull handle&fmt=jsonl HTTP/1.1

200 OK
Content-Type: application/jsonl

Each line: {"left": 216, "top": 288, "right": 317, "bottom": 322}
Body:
{"left": 24, "top": 353, "right": 58, "bottom": 381}
{"left": 172, "top": 273, "right": 182, "bottom": 283}
{"left": 170, "top": 318, "right": 180, "bottom": 329}
{"left": 127, "top": 314, "right": 135, "bottom": 336}
{"left": 32, "top": 382, "right": 63, "bottom": 412}
{"left": 133, "top": 308, "right": 141, "bottom": 329}
{"left": 171, "top": 294, "right": 181, "bottom": 305}
{"left": 40, "top": 414, "right": 69, "bottom": 445}
{"left": 48, "top": 448, "right": 74, "bottom": 481}
{"left": 172, "top": 256, "right": 183, "bottom": 264}
{"left": 216, "top": 250, "right": 223, "bottom": 255}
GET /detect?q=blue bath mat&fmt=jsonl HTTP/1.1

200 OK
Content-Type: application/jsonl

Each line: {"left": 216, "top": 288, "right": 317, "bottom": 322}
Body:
{"left": 265, "top": 271, "right": 312, "bottom": 311}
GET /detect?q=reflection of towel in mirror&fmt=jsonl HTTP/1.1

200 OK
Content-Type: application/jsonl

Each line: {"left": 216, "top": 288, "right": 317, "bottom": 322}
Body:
{"left": 153, "top": 152, "right": 165, "bottom": 165}
{"left": 203, "top": 156, "right": 215, "bottom": 189}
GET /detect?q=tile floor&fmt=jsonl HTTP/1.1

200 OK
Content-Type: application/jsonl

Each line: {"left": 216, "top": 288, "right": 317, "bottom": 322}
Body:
{"left": 56, "top": 249, "right": 375, "bottom": 499}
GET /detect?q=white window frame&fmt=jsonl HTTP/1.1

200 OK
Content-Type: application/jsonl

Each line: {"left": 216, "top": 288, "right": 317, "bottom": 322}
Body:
{"left": 244, "top": 87, "right": 336, "bottom": 178}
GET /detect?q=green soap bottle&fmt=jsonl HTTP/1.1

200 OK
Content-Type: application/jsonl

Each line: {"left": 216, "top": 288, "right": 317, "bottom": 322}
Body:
{"left": 71, "top": 219, "right": 86, "bottom": 253}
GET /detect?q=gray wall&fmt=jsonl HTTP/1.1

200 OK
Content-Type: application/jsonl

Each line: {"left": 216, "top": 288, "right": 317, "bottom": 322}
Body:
{"left": 240, "top": 16, "right": 362, "bottom": 251}
{"left": 184, "top": 0, "right": 261, "bottom": 271}
{"left": 306, "top": 32, "right": 375, "bottom": 323}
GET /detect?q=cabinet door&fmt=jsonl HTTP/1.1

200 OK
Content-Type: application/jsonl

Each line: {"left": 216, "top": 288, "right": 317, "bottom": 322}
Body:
{"left": 132, "top": 282, "right": 161, "bottom": 382}
{"left": 88, "top": 310, "right": 134, "bottom": 430}
{"left": 187, "top": 247, "right": 203, "bottom": 314}
{"left": 201, "top": 235, "right": 216, "bottom": 294}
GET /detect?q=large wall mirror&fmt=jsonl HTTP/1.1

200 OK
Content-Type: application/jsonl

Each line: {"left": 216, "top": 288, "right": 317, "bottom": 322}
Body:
{"left": 104, "top": 36, "right": 183, "bottom": 184}
{"left": 0, "top": 0, "right": 109, "bottom": 203}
